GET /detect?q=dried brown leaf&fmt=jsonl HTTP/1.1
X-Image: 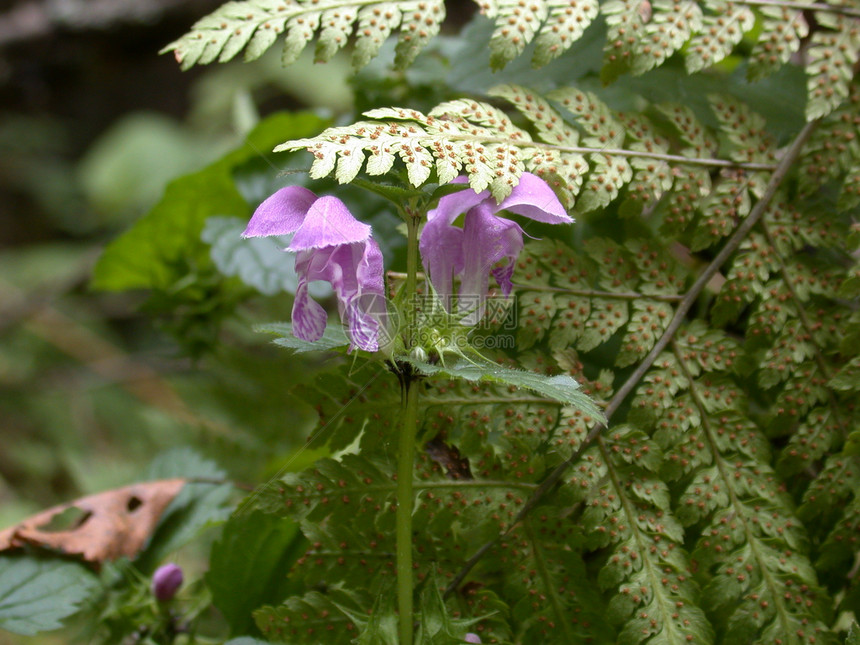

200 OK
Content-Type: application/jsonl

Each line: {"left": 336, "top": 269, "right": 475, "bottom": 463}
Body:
{"left": 0, "top": 479, "right": 186, "bottom": 563}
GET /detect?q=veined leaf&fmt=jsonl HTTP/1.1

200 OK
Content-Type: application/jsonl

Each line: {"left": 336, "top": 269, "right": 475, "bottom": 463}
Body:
{"left": 0, "top": 556, "right": 98, "bottom": 636}
{"left": 406, "top": 354, "right": 604, "bottom": 421}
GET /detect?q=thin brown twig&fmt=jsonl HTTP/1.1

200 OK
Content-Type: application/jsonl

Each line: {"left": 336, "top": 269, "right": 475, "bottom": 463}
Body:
{"left": 443, "top": 118, "right": 820, "bottom": 599}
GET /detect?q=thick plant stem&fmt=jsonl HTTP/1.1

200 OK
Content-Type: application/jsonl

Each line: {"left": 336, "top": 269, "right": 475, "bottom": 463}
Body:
{"left": 396, "top": 208, "right": 422, "bottom": 643}
{"left": 396, "top": 375, "right": 420, "bottom": 644}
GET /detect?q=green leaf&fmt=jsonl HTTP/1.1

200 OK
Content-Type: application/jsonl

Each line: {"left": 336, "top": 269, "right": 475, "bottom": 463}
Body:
{"left": 416, "top": 572, "right": 486, "bottom": 643}
{"left": 93, "top": 112, "right": 327, "bottom": 292}
{"left": 135, "top": 448, "right": 233, "bottom": 571}
{"left": 208, "top": 510, "right": 305, "bottom": 636}
{"left": 202, "top": 216, "right": 298, "bottom": 295}
{"left": 405, "top": 355, "right": 605, "bottom": 422}
{"left": 0, "top": 556, "right": 98, "bottom": 636}
{"left": 257, "top": 322, "right": 350, "bottom": 353}
{"left": 349, "top": 582, "right": 399, "bottom": 645}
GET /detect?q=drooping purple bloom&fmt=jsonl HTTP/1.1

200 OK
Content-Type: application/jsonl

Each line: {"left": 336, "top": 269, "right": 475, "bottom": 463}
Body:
{"left": 419, "top": 173, "right": 571, "bottom": 322}
{"left": 464, "top": 634, "right": 482, "bottom": 644}
{"left": 151, "top": 563, "right": 183, "bottom": 602}
{"left": 243, "top": 186, "right": 386, "bottom": 352}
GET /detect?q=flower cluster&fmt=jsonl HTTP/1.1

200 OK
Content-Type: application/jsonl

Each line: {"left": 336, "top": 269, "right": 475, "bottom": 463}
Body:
{"left": 243, "top": 174, "right": 569, "bottom": 352}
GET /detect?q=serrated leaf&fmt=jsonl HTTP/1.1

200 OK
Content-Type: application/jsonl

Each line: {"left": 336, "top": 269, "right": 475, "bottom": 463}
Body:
{"left": 406, "top": 355, "right": 605, "bottom": 421}
{"left": 163, "top": 0, "right": 446, "bottom": 72}
{"left": 686, "top": 1, "right": 754, "bottom": 73}
{"left": 0, "top": 556, "right": 98, "bottom": 636}
{"left": 805, "top": 13, "right": 860, "bottom": 120}
{"left": 532, "top": 0, "right": 599, "bottom": 67}
{"left": 748, "top": 6, "right": 808, "bottom": 82}
{"left": 632, "top": 0, "right": 702, "bottom": 75}
{"left": 255, "top": 589, "right": 364, "bottom": 643}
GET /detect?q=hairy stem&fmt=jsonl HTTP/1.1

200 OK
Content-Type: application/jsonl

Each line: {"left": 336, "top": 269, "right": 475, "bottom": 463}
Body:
{"left": 396, "top": 375, "right": 420, "bottom": 644}
{"left": 395, "top": 208, "right": 423, "bottom": 643}
{"left": 444, "top": 118, "right": 820, "bottom": 599}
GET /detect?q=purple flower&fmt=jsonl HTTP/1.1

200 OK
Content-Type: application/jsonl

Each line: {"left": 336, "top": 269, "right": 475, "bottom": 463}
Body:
{"left": 243, "top": 186, "right": 386, "bottom": 352}
{"left": 419, "top": 173, "right": 571, "bottom": 323}
{"left": 151, "top": 563, "right": 183, "bottom": 602}
{"left": 464, "top": 634, "right": 482, "bottom": 644}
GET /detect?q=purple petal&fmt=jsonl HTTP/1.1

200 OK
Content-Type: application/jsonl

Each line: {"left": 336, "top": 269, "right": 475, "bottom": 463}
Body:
{"left": 428, "top": 179, "right": 491, "bottom": 228}
{"left": 293, "top": 241, "right": 386, "bottom": 351}
{"left": 289, "top": 196, "right": 372, "bottom": 251}
{"left": 458, "top": 205, "right": 524, "bottom": 323}
{"left": 420, "top": 218, "right": 464, "bottom": 309}
{"left": 242, "top": 185, "right": 318, "bottom": 237}
{"left": 338, "top": 240, "right": 387, "bottom": 352}
{"left": 495, "top": 172, "right": 571, "bottom": 224}
{"left": 292, "top": 249, "right": 332, "bottom": 342}
{"left": 420, "top": 180, "right": 487, "bottom": 307}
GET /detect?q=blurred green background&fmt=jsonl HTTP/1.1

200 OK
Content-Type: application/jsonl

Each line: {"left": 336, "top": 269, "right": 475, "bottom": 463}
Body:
{"left": 0, "top": 0, "right": 359, "bottom": 615}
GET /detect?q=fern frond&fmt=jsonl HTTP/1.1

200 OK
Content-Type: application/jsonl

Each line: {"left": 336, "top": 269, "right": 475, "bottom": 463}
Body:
{"left": 532, "top": 0, "right": 600, "bottom": 67}
{"left": 513, "top": 237, "right": 684, "bottom": 368}
{"left": 641, "top": 338, "right": 839, "bottom": 644}
{"left": 635, "top": 0, "right": 703, "bottom": 74}
{"left": 477, "top": 0, "right": 601, "bottom": 69}
{"left": 806, "top": 12, "right": 860, "bottom": 120}
{"left": 748, "top": 5, "right": 809, "bottom": 81}
{"left": 276, "top": 85, "right": 795, "bottom": 222}
{"left": 161, "top": 0, "right": 445, "bottom": 71}
{"left": 838, "top": 162, "right": 860, "bottom": 211}
{"left": 601, "top": 0, "right": 646, "bottom": 83}
{"left": 799, "top": 83, "right": 860, "bottom": 195}
{"left": 571, "top": 426, "right": 713, "bottom": 644}
{"left": 685, "top": 0, "right": 754, "bottom": 73}
{"left": 255, "top": 589, "right": 367, "bottom": 643}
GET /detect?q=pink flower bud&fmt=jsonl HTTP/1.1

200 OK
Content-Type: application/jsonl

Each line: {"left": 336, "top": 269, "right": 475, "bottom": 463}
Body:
{"left": 151, "top": 563, "right": 183, "bottom": 601}
{"left": 464, "top": 634, "right": 481, "bottom": 644}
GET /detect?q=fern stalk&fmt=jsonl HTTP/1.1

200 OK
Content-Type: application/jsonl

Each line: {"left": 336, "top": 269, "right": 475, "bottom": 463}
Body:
{"left": 441, "top": 135, "right": 779, "bottom": 171}
{"left": 739, "top": 0, "right": 860, "bottom": 19}
{"left": 515, "top": 283, "right": 685, "bottom": 302}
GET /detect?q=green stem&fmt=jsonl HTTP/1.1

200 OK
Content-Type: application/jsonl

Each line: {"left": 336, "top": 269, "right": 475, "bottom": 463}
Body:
{"left": 396, "top": 375, "right": 420, "bottom": 644}
{"left": 396, "top": 205, "right": 423, "bottom": 644}
{"left": 404, "top": 210, "right": 420, "bottom": 350}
